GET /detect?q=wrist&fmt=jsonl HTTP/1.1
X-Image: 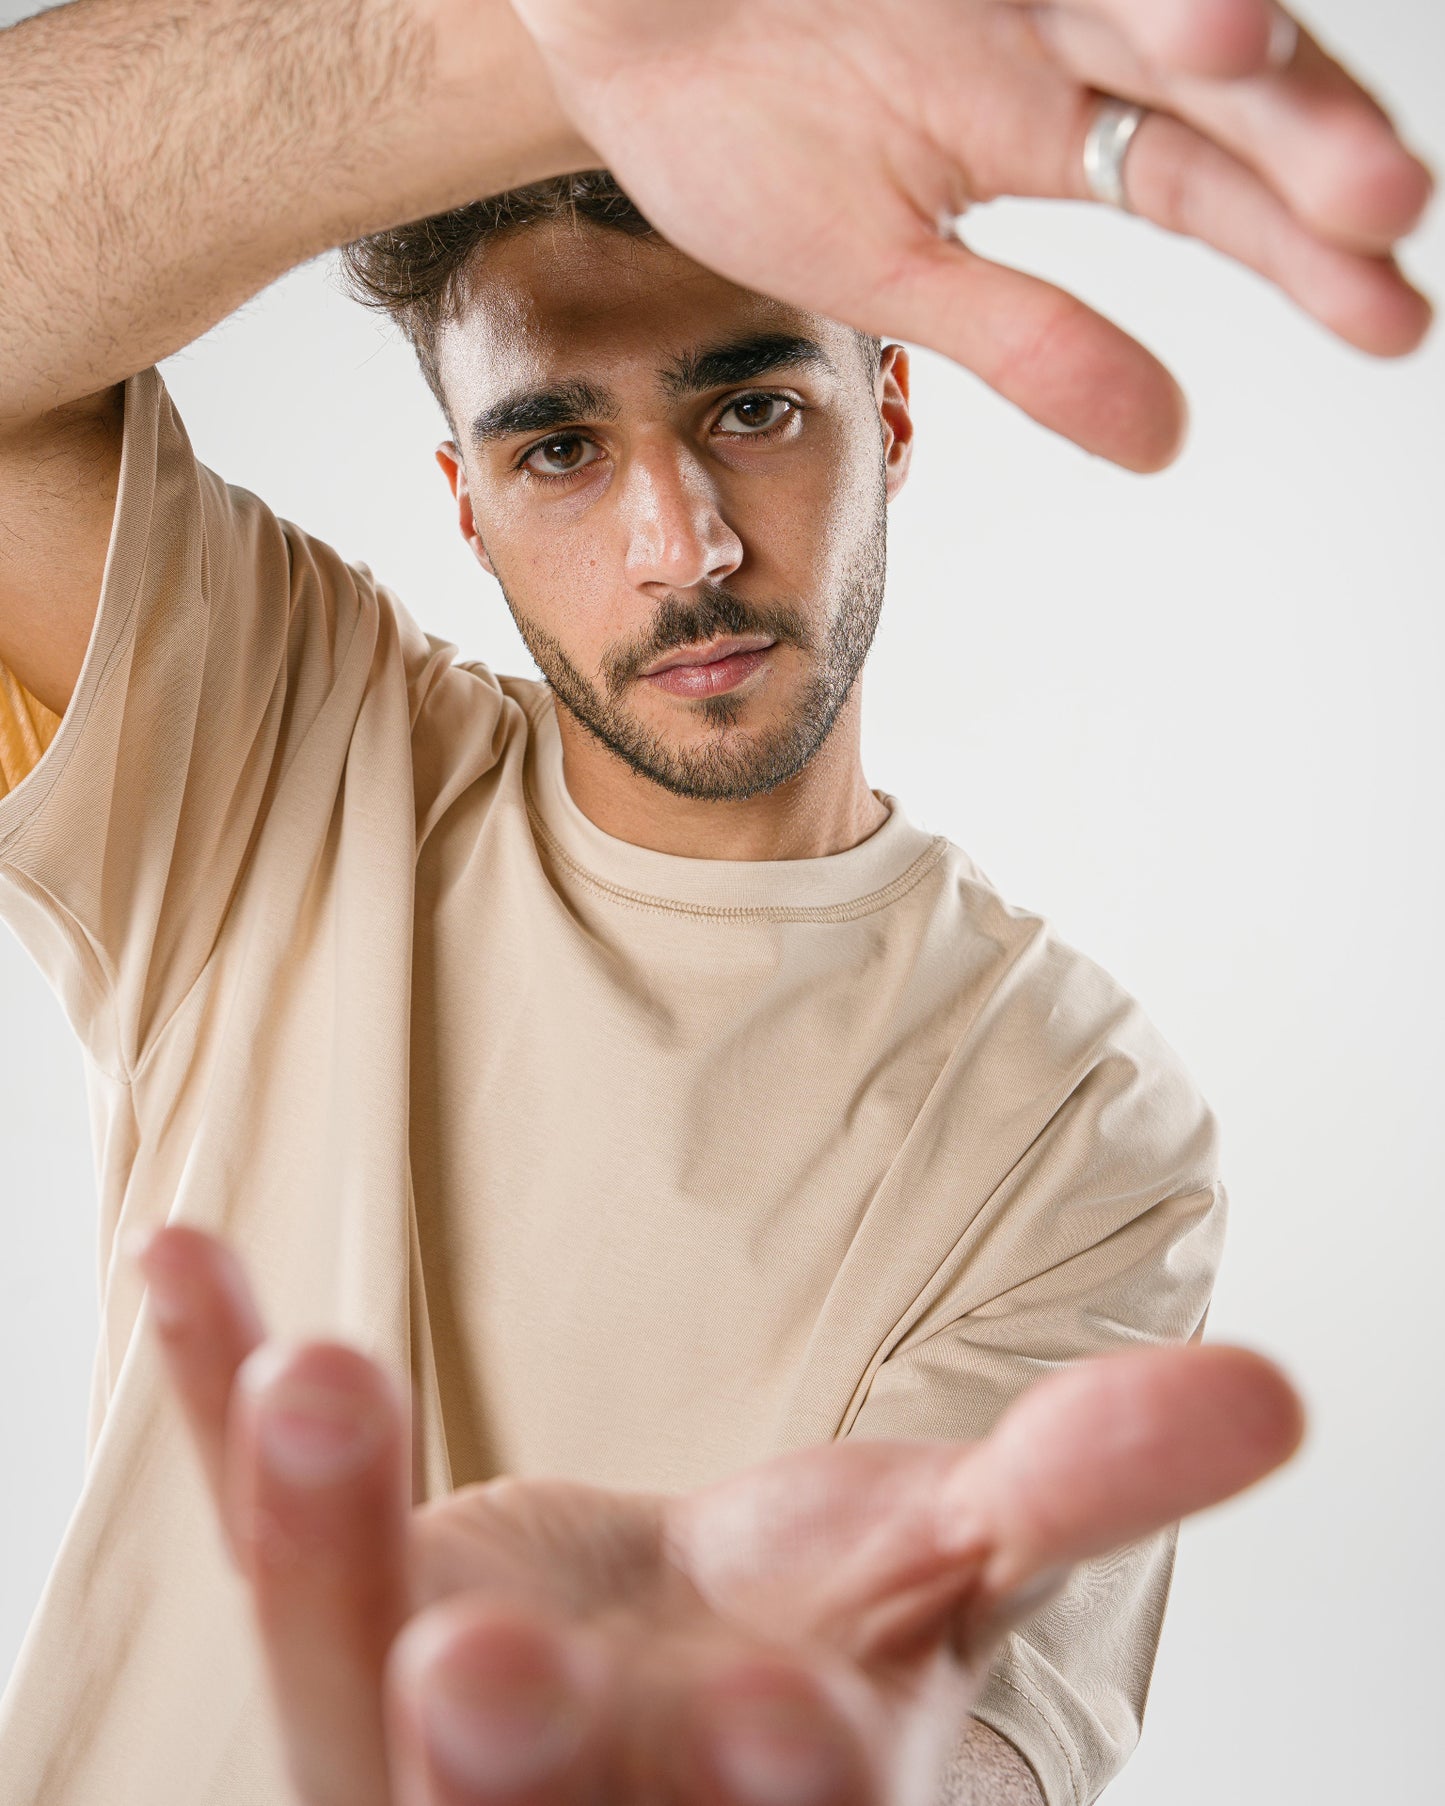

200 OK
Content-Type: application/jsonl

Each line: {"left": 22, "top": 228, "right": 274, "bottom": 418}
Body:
{"left": 506, "top": 0, "right": 743, "bottom": 69}
{"left": 397, "top": 0, "right": 601, "bottom": 219}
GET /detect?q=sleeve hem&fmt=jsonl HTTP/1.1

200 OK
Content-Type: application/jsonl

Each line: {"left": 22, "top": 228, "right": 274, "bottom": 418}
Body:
{"left": 971, "top": 1661, "right": 1086, "bottom": 1806}
{"left": 0, "top": 365, "right": 161, "bottom": 857}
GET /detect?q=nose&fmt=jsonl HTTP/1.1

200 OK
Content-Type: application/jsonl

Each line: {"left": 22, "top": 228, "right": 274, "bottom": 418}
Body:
{"left": 620, "top": 437, "right": 744, "bottom": 594}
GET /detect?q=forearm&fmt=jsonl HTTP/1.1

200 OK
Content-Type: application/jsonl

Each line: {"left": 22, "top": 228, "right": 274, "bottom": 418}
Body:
{"left": 0, "top": 0, "right": 592, "bottom": 428}
{"left": 937, "top": 1720, "right": 1047, "bottom": 1806}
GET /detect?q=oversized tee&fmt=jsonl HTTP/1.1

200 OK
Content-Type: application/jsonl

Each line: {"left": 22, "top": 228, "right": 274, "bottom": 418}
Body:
{"left": 0, "top": 365, "right": 1226, "bottom": 1806}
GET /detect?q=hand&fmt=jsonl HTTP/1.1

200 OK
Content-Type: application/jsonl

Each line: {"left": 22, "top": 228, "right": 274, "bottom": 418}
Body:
{"left": 135, "top": 1224, "right": 1303, "bottom": 1805}
{"left": 505, "top": 0, "right": 1434, "bottom": 471}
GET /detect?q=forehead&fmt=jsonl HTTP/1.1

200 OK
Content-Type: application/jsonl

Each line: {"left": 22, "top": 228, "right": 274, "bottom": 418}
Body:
{"left": 436, "top": 220, "right": 852, "bottom": 430}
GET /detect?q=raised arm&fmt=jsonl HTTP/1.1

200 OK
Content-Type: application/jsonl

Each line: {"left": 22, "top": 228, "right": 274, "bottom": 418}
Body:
{"left": 0, "top": 0, "right": 593, "bottom": 713}
{"left": 0, "top": 0, "right": 589, "bottom": 428}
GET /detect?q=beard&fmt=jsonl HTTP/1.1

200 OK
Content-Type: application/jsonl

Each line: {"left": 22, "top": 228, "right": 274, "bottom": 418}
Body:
{"left": 490, "top": 458, "right": 889, "bottom": 804}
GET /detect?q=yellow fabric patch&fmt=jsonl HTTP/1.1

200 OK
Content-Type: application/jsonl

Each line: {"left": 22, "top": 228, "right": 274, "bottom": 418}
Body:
{"left": 0, "top": 662, "right": 64, "bottom": 797}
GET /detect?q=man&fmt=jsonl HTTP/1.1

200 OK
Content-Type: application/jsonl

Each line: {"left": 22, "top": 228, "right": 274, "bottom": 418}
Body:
{"left": 0, "top": 0, "right": 1430, "bottom": 1803}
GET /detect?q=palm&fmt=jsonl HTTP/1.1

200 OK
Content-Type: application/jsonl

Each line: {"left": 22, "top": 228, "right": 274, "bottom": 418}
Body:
{"left": 409, "top": 1440, "right": 1003, "bottom": 1789}
{"left": 409, "top": 1477, "right": 704, "bottom": 1660}
{"left": 413, "top": 1447, "right": 967, "bottom": 1649}
{"left": 509, "top": 0, "right": 1433, "bottom": 468}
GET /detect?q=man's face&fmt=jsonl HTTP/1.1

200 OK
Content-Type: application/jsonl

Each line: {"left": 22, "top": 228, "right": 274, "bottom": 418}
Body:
{"left": 434, "top": 222, "right": 913, "bottom": 803}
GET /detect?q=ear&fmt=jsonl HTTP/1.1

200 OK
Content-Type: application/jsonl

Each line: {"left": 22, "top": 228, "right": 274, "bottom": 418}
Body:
{"left": 435, "top": 442, "right": 497, "bottom": 578}
{"left": 878, "top": 344, "right": 914, "bottom": 502}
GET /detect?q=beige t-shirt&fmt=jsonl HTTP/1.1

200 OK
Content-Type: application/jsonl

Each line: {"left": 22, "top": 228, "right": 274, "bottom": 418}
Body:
{"left": 0, "top": 365, "right": 1226, "bottom": 1806}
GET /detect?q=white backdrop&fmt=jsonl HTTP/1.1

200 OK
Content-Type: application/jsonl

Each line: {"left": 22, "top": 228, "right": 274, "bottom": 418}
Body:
{"left": 1, "top": 1, "right": 1440, "bottom": 1800}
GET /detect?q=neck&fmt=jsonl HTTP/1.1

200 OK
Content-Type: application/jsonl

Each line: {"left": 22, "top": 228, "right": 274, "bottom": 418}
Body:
{"left": 550, "top": 687, "right": 889, "bottom": 861}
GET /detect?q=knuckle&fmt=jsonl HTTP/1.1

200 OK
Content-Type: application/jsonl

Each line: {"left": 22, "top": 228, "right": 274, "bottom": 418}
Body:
{"left": 686, "top": 1656, "right": 880, "bottom": 1806}
{"left": 1132, "top": 118, "right": 1204, "bottom": 234}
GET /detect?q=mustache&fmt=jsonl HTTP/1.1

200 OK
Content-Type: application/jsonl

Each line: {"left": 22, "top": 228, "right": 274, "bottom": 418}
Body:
{"left": 609, "top": 586, "right": 814, "bottom": 689}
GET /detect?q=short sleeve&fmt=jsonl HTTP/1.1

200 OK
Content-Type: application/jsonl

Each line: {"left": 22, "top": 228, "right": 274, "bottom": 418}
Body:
{"left": 847, "top": 996, "right": 1228, "bottom": 1806}
{"left": 0, "top": 365, "right": 382, "bottom": 1077}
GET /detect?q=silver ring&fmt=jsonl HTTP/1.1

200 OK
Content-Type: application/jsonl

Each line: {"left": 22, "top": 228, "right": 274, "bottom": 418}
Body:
{"left": 1082, "top": 97, "right": 1149, "bottom": 214}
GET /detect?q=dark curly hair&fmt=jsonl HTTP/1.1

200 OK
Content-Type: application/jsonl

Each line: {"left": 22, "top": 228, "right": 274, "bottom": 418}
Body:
{"left": 336, "top": 168, "right": 883, "bottom": 435}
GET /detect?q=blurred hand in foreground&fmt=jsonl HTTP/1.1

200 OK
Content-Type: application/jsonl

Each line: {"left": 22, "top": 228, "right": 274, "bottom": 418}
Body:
{"left": 135, "top": 1223, "right": 1304, "bottom": 1805}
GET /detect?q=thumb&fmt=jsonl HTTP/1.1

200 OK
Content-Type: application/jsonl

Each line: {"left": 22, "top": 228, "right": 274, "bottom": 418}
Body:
{"left": 938, "top": 1342, "right": 1306, "bottom": 1619}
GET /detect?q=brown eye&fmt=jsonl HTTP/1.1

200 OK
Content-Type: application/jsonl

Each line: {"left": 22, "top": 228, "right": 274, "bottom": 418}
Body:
{"left": 718, "top": 394, "right": 796, "bottom": 435}
{"left": 523, "top": 435, "right": 602, "bottom": 481}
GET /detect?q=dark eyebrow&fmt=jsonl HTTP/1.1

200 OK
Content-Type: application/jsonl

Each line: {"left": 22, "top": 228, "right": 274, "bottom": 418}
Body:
{"left": 470, "top": 377, "right": 619, "bottom": 450}
{"left": 660, "top": 329, "right": 839, "bottom": 398}
{"left": 469, "top": 330, "right": 839, "bottom": 449}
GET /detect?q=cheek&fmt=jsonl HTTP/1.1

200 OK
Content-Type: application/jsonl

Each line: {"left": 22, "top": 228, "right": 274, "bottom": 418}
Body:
{"left": 756, "top": 484, "right": 859, "bottom": 588}
{"left": 502, "top": 543, "right": 635, "bottom": 666}
{"left": 469, "top": 478, "right": 532, "bottom": 551}
{"left": 761, "top": 433, "right": 871, "bottom": 565}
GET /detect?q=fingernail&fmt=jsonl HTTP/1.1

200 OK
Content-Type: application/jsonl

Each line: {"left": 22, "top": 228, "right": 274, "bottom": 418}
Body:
{"left": 131, "top": 1231, "right": 192, "bottom": 1329}
{"left": 1267, "top": 9, "right": 1300, "bottom": 68}
{"left": 703, "top": 1693, "right": 851, "bottom": 1806}
{"left": 246, "top": 1349, "right": 385, "bottom": 1486}
{"left": 419, "top": 1655, "right": 588, "bottom": 1791}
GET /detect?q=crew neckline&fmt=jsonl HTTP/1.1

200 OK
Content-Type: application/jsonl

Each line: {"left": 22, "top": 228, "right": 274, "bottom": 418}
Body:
{"left": 519, "top": 686, "right": 944, "bottom": 914}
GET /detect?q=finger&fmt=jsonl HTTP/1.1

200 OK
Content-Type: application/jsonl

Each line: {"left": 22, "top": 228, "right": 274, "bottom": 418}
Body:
{"left": 937, "top": 1343, "right": 1305, "bottom": 1608}
{"left": 133, "top": 1224, "right": 267, "bottom": 1556}
{"left": 386, "top": 1599, "right": 608, "bottom": 1805}
{"left": 1031, "top": 9, "right": 1436, "bottom": 253}
{"left": 877, "top": 231, "right": 1190, "bottom": 471}
{"left": 974, "top": 42, "right": 1434, "bottom": 359}
{"left": 231, "top": 1338, "right": 412, "bottom": 1806}
{"left": 1104, "top": 109, "right": 1432, "bottom": 357}
{"left": 1166, "top": 26, "right": 1436, "bottom": 250}
{"left": 1017, "top": 0, "right": 1295, "bottom": 79}
{"left": 657, "top": 1645, "right": 880, "bottom": 1806}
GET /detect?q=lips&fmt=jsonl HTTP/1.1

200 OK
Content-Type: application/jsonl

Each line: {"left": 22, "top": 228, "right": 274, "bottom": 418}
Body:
{"left": 640, "top": 634, "right": 777, "bottom": 677}
{"left": 639, "top": 644, "right": 776, "bottom": 700}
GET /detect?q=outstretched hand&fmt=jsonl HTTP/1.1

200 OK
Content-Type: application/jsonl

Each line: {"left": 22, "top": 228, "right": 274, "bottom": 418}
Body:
{"left": 506, "top": 0, "right": 1434, "bottom": 470}
{"left": 135, "top": 1224, "right": 1303, "bottom": 1806}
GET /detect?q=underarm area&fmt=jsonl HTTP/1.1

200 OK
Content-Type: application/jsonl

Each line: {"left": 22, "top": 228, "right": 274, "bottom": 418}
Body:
{"left": 937, "top": 1718, "right": 1047, "bottom": 1806}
